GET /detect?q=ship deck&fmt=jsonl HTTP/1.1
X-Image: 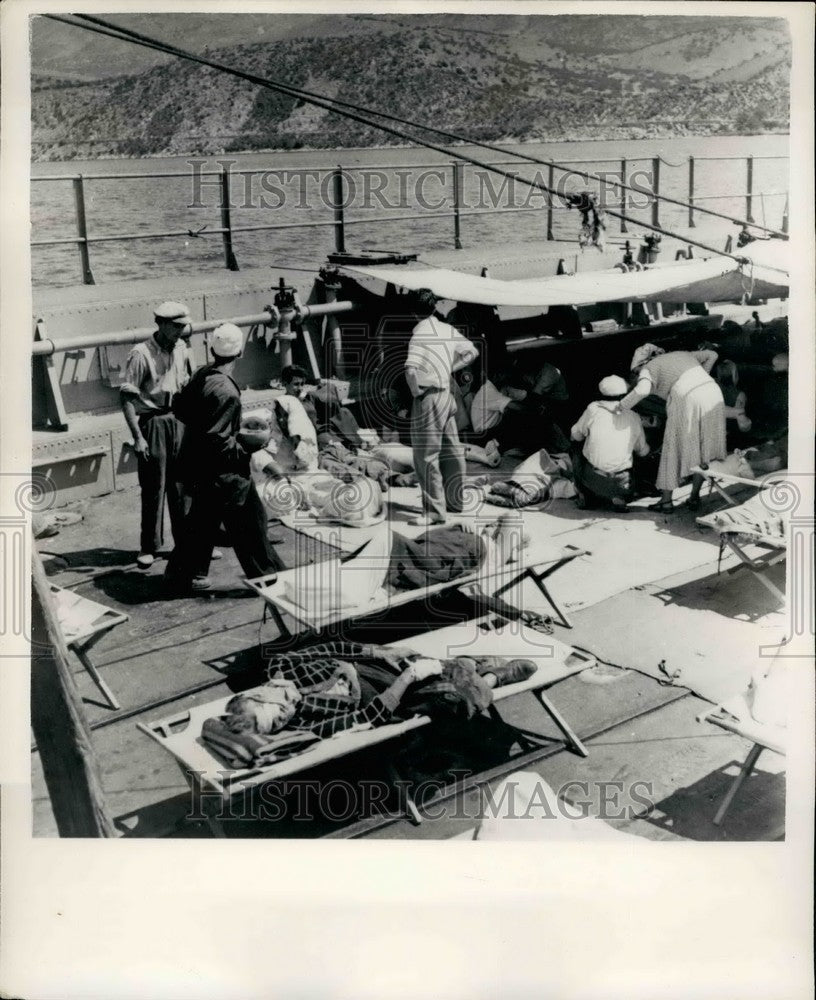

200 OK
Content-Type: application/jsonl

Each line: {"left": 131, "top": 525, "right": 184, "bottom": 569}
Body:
{"left": 32, "top": 455, "right": 787, "bottom": 841}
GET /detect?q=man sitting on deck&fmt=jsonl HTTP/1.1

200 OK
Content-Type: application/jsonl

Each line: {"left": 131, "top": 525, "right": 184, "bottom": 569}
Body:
{"left": 570, "top": 375, "right": 650, "bottom": 511}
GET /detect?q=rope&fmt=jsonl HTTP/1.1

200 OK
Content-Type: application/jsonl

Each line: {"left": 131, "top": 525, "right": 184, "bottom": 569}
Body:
{"left": 66, "top": 14, "right": 787, "bottom": 240}
{"left": 75, "top": 14, "right": 785, "bottom": 237}
{"left": 45, "top": 14, "right": 775, "bottom": 262}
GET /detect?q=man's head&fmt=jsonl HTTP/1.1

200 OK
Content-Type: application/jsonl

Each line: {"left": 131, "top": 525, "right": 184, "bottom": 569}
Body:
{"left": 281, "top": 364, "right": 309, "bottom": 397}
{"left": 598, "top": 375, "right": 628, "bottom": 401}
{"left": 153, "top": 301, "right": 191, "bottom": 351}
{"left": 410, "top": 288, "right": 438, "bottom": 319}
{"left": 209, "top": 323, "right": 244, "bottom": 365}
{"left": 771, "top": 352, "right": 789, "bottom": 374}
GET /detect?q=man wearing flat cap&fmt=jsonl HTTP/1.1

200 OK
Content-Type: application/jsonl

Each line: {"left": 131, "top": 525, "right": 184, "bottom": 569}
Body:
{"left": 166, "top": 323, "right": 284, "bottom": 593}
{"left": 570, "top": 375, "right": 650, "bottom": 511}
{"left": 120, "top": 301, "right": 193, "bottom": 568}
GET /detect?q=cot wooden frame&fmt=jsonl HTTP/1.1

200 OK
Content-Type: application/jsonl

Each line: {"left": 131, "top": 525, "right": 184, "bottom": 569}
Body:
{"left": 243, "top": 543, "right": 588, "bottom": 642}
{"left": 697, "top": 698, "right": 786, "bottom": 832}
{"left": 49, "top": 583, "right": 128, "bottom": 710}
{"left": 137, "top": 617, "right": 594, "bottom": 837}
{"left": 692, "top": 468, "right": 787, "bottom": 602}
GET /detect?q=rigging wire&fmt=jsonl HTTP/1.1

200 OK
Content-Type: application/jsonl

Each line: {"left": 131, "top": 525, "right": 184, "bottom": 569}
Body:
{"left": 69, "top": 12, "right": 786, "bottom": 239}
{"left": 45, "top": 13, "right": 764, "bottom": 263}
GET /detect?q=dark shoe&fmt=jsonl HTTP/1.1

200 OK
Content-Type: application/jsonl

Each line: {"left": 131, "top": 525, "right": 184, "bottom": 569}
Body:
{"left": 488, "top": 658, "right": 538, "bottom": 687}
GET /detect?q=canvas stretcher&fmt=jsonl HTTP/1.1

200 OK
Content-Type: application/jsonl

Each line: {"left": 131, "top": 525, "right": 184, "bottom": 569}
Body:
{"left": 137, "top": 617, "right": 595, "bottom": 836}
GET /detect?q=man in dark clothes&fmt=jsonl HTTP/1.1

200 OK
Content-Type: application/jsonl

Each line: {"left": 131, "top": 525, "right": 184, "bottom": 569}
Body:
{"left": 165, "top": 323, "right": 284, "bottom": 593}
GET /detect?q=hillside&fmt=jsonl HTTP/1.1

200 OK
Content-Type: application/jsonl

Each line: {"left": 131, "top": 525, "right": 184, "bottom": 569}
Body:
{"left": 31, "top": 17, "right": 790, "bottom": 161}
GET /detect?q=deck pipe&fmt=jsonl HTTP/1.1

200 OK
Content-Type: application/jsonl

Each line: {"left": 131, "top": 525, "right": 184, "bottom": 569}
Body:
{"left": 31, "top": 300, "right": 357, "bottom": 356}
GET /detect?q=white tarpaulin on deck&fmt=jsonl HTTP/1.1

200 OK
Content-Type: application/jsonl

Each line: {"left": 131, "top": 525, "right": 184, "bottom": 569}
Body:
{"left": 341, "top": 241, "right": 788, "bottom": 307}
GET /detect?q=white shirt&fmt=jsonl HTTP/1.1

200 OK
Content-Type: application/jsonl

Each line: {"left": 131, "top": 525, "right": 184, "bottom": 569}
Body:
{"left": 471, "top": 380, "right": 513, "bottom": 435}
{"left": 120, "top": 336, "right": 190, "bottom": 415}
{"left": 571, "top": 400, "right": 649, "bottom": 474}
{"left": 404, "top": 316, "right": 475, "bottom": 389}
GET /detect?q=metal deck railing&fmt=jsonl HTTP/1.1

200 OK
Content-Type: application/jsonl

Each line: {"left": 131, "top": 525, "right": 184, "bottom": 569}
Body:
{"left": 31, "top": 152, "right": 789, "bottom": 285}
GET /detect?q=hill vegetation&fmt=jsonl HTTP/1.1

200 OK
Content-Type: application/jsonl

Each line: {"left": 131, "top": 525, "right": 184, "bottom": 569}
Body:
{"left": 31, "top": 17, "right": 790, "bottom": 161}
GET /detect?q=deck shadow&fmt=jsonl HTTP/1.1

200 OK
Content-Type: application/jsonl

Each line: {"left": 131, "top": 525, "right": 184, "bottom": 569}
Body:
{"left": 642, "top": 762, "right": 785, "bottom": 841}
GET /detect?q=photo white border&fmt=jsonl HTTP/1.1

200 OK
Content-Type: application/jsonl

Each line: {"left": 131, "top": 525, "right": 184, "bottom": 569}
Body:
{"left": 2, "top": 3, "right": 813, "bottom": 998}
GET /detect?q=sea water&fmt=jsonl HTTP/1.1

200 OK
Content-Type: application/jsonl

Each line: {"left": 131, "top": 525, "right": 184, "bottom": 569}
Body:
{"left": 31, "top": 134, "right": 789, "bottom": 288}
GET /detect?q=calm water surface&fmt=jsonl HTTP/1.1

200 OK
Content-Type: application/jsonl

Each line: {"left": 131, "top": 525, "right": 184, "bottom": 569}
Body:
{"left": 31, "top": 134, "right": 789, "bottom": 288}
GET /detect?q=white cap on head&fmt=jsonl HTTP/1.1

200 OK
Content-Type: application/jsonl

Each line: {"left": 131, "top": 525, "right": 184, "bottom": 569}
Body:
{"left": 210, "top": 323, "right": 243, "bottom": 358}
{"left": 599, "top": 375, "right": 628, "bottom": 398}
{"left": 154, "top": 300, "right": 191, "bottom": 324}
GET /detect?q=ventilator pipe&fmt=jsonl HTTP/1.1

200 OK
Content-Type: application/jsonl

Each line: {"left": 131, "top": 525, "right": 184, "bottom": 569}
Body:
{"left": 31, "top": 300, "right": 356, "bottom": 356}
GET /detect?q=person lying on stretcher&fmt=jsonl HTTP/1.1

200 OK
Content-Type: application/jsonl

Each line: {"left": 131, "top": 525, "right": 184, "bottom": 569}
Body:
{"left": 201, "top": 640, "right": 538, "bottom": 766}
{"left": 281, "top": 512, "right": 530, "bottom": 613}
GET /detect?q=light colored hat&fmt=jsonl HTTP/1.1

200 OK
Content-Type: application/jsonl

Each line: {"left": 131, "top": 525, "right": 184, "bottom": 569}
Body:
{"left": 630, "top": 343, "right": 664, "bottom": 371}
{"left": 210, "top": 322, "right": 244, "bottom": 358}
{"left": 154, "top": 300, "right": 191, "bottom": 324}
{"left": 598, "top": 375, "right": 628, "bottom": 398}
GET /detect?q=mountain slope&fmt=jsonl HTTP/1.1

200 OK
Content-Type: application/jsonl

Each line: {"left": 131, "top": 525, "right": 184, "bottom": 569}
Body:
{"left": 31, "top": 21, "right": 790, "bottom": 161}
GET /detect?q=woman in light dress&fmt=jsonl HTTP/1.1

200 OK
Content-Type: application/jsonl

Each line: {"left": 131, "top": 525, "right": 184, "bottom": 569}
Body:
{"left": 619, "top": 343, "right": 726, "bottom": 513}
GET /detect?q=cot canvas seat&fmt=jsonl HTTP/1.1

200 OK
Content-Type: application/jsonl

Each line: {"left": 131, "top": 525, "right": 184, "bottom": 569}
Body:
{"left": 138, "top": 617, "right": 595, "bottom": 836}
{"left": 244, "top": 540, "right": 589, "bottom": 641}
{"left": 694, "top": 471, "right": 788, "bottom": 603}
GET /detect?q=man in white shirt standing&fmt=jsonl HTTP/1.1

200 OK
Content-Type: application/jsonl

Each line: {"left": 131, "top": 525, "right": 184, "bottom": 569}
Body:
{"left": 120, "top": 301, "right": 193, "bottom": 568}
{"left": 570, "top": 375, "right": 650, "bottom": 510}
{"left": 404, "top": 289, "right": 479, "bottom": 526}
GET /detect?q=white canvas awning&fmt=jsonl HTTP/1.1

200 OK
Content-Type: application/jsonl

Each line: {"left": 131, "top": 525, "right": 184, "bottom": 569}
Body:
{"left": 341, "top": 241, "right": 788, "bottom": 307}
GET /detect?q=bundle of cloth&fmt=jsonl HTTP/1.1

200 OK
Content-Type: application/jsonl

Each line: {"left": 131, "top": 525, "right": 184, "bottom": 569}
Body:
{"left": 201, "top": 640, "right": 539, "bottom": 767}
{"left": 481, "top": 449, "right": 576, "bottom": 508}
{"left": 245, "top": 399, "right": 386, "bottom": 526}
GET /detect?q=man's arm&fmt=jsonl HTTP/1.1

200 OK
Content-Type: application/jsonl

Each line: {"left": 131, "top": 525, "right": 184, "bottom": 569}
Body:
{"left": 302, "top": 659, "right": 441, "bottom": 739}
{"left": 632, "top": 418, "right": 650, "bottom": 457}
{"left": 120, "top": 394, "right": 149, "bottom": 458}
{"left": 119, "top": 349, "right": 150, "bottom": 457}
{"left": 570, "top": 406, "right": 591, "bottom": 442}
{"left": 199, "top": 382, "right": 246, "bottom": 465}
{"left": 451, "top": 338, "right": 479, "bottom": 374}
{"left": 404, "top": 365, "right": 422, "bottom": 398}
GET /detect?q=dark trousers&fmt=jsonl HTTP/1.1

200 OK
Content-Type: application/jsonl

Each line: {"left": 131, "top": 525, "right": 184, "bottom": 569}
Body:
{"left": 410, "top": 387, "right": 466, "bottom": 520}
{"left": 137, "top": 412, "right": 188, "bottom": 555}
{"left": 167, "top": 475, "right": 284, "bottom": 582}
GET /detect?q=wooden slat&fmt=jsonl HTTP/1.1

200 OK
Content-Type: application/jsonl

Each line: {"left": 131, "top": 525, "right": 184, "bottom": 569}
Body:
{"left": 30, "top": 549, "right": 115, "bottom": 837}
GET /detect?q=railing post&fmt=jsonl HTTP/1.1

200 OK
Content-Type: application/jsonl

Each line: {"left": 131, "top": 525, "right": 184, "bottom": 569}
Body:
{"left": 220, "top": 167, "right": 239, "bottom": 271}
{"left": 745, "top": 155, "right": 754, "bottom": 223}
{"left": 687, "top": 156, "right": 695, "bottom": 228}
{"left": 546, "top": 163, "right": 555, "bottom": 240}
{"left": 781, "top": 192, "right": 789, "bottom": 234}
{"left": 651, "top": 156, "right": 661, "bottom": 229}
{"left": 452, "top": 161, "right": 463, "bottom": 249}
{"left": 332, "top": 166, "right": 346, "bottom": 254}
{"left": 72, "top": 174, "right": 95, "bottom": 285}
{"left": 619, "top": 158, "right": 628, "bottom": 233}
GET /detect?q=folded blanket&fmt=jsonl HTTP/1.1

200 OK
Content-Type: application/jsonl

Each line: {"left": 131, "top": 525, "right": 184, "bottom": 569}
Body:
{"left": 201, "top": 717, "right": 321, "bottom": 768}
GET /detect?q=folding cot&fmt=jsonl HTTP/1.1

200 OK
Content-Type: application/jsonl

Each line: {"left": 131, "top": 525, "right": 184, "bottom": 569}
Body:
{"left": 138, "top": 616, "right": 595, "bottom": 836}
{"left": 244, "top": 542, "right": 589, "bottom": 642}
{"left": 49, "top": 583, "right": 129, "bottom": 710}
{"left": 693, "top": 468, "right": 788, "bottom": 603}
{"left": 697, "top": 694, "right": 786, "bottom": 832}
